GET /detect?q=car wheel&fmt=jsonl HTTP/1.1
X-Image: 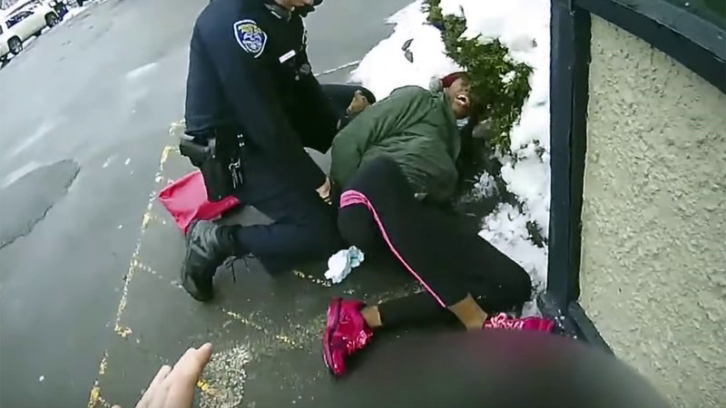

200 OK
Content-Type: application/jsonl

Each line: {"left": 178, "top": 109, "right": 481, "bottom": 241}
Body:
{"left": 8, "top": 37, "right": 23, "bottom": 55}
{"left": 46, "top": 13, "right": 60, "bottom": 28}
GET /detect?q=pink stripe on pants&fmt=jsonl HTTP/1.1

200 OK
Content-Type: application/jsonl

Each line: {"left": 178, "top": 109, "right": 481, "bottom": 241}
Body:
{"left": 340, "top": 190, "right": 448, "bottom": 308}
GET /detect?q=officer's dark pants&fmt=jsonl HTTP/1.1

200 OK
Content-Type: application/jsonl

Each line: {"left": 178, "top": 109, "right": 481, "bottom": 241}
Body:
{"left": 233, "top": 84, "right": 374, "bottom": 273}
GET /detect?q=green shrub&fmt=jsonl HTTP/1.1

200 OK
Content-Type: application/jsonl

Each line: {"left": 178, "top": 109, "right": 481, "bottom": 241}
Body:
{"left": 426, "top": 1, "right": 546, "bottom": 247}
{"left": 423, "top": 0, "right": 532, "bottom": 152}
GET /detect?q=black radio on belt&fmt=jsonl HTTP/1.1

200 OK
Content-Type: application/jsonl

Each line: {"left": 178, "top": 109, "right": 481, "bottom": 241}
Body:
{"left": 179, "top": 130, "right": 245, "bottom": 202}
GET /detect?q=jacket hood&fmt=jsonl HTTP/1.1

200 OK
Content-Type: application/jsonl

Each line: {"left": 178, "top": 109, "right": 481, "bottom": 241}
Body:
{"left": 439, "top": 92, "right": 462, "bottom": 161}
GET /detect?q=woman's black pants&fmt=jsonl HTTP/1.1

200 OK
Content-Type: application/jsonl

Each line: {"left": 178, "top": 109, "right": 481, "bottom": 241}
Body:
{"left": 338, "top": 157, "right": 532, "bottom": 327}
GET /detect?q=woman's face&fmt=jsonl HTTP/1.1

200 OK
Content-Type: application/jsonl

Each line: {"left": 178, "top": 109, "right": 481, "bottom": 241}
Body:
{"left": 445, "top": 78, "right": 472, "bottom": 119}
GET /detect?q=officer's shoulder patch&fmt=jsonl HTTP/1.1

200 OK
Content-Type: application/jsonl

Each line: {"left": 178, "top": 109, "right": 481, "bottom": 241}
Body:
{"left": 234, "top": 19, "right": 267, "bottom": 58}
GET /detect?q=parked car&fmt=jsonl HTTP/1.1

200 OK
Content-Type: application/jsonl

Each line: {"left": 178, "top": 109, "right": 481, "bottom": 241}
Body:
{"left": 0, "top": 33, "right": 8, "bottom": 64}
{"left": 49, "top": 0, "right": 69, "bottom": 20}
{"left": 0, "top": 1, "right": 60, "bottom": 62}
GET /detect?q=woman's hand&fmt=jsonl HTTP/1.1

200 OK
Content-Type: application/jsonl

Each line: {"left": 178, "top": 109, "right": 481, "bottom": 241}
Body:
{"left": 317, "top": 177, "right": 332, "bottom": 204}
{"left": 113, "top": 343, "right": 213, "bottom": 408}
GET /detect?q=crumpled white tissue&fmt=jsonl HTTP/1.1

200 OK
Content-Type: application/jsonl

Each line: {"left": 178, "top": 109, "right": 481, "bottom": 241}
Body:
{"left": 324, "top": 246, "right": 365, "bottom": 284}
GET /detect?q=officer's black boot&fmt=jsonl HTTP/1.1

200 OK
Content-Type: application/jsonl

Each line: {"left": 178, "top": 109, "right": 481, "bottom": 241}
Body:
{"left": 181, "top": 220, "right": 237, "bottom": 302}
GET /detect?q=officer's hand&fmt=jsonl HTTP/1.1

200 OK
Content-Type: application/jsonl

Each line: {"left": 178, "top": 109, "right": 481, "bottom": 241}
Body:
{"left": 317, "top": 177, "right": 332, "bottom": 205}
{"left": 112, "top": 343, "right": 213, "bottom": 408}
{"left": 346, "top": 90, "right": 371, "bottom": 116}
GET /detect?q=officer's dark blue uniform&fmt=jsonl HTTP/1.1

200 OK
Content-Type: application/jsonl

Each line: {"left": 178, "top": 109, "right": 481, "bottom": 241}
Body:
{"left": 181, "top": 0, "right": 359, "bottom": 301}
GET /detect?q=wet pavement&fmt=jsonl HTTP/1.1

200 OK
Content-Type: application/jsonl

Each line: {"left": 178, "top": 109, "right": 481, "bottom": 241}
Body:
{"left": 93, "top": 147, "right": 419, "bottom": 408}
{"left": 0, "top": 0, "right": 416, "bottom": 406}
{"left": 0, "top": 160, "right": 80, "bottom": 250}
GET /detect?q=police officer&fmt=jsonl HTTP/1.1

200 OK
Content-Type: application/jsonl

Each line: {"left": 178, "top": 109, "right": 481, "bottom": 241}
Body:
{"left": 182, "top": 0, "right": 348, "bottom": 302}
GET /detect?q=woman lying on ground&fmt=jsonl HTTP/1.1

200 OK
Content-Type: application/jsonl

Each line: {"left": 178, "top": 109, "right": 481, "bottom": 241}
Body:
{"left": 323, "top": 73, "right": 554, "bottom": 377}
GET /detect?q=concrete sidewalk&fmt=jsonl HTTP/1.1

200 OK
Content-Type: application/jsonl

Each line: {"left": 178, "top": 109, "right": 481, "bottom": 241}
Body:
{"left": 89, "top": 136, "right": 423, "bottom": 407}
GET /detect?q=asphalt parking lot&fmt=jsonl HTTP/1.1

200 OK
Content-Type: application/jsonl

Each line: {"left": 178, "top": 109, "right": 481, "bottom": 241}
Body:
{"left": 0, "top": 0, "right": 417, "bottom": 406}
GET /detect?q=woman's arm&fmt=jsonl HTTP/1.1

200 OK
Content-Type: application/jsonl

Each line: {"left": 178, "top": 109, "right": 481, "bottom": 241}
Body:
{"left": 330, "top": 86, "right": 432, "bottom": 187}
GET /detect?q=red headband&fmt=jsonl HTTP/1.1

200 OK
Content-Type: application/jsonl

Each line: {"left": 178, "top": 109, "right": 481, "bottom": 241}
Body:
{"left": 441, "top": 72, "right": 466, "bottom": 88}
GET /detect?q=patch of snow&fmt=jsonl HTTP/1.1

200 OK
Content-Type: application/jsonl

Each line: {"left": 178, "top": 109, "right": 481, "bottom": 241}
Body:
{"left": 352, "top": 0, "right": 552, "bottom": 307}
{"left": 500, "top": 151, "right": 551, "bottom": 235}
{"left": 465, "top": 0, "right": 552, "bottom": 291}
{"left": 474, "top": 171, "right": 498, "bottom": 198}
{"left": 479, "top": 203, "right": 547, "bottom": 281}
{"left": 350, "top": 0, "right": 459, "bottom": 99}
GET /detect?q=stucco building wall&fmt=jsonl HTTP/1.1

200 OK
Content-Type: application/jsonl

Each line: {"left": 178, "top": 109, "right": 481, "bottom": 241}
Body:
{"left": 579, "top": 16, "right": 726, "bottom": 408}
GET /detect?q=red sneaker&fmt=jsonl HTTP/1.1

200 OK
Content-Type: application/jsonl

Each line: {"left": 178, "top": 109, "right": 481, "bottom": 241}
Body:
{"left": 484, "top": 313, "right": 555, "bottom": 332}
{"left": 323, "top": 298, "right": 373, "bottom": 377}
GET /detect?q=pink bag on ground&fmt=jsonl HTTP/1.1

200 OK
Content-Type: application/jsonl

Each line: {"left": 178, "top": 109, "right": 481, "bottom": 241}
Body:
{"left": 158, "top": 171, "right": 241, "bottom": 234}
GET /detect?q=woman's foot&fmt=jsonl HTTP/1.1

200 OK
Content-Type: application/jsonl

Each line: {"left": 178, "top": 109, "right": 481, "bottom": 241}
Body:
{"left": 323, "top": 298, "right": 373, "bottom": 377}
{"left": 484, "top": 313, "right": 555, "bottom": 332}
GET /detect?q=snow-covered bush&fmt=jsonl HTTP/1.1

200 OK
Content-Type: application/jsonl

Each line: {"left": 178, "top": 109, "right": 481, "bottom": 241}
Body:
{"left": 423, "top": 0, "right": 532, "bottom": 153}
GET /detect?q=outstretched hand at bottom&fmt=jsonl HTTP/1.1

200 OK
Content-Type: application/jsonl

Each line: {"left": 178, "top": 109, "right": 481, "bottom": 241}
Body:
{"left": 113, "top": 343, "right": 213, "bottom": 408}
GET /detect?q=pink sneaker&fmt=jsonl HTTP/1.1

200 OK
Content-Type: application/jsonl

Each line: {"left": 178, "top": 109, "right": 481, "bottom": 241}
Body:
{"left": 323, "top": 298, "right": 373, "bottom": 377}
{"left": 484, "top": 313, "right": 555, "bottom": 332}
